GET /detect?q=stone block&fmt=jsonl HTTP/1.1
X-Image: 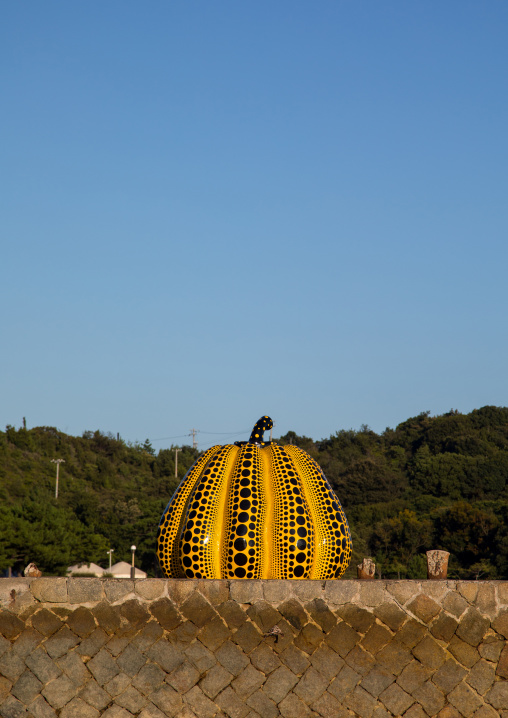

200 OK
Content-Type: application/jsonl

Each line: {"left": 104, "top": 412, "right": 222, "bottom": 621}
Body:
{"left": 323, "top": 580, "right": 359, "bottom": 606}
{"left": 432, "top": 659, "right": 467, "bottom": 693}
{"left": 473, "top": 706, "right": 501, "bottom": 718}
{"left": 87, "top": 648, "right": 120, "bottom": 686}
{"left": 44, "top": 626, "right": 79, "bottom": 659}
{"left": 166, "top": 661, "right": 200, "bottom": 693}
{"left": 216, "top": 685, "right": 250, "bottom": 718}
{"left": 11, "top": 627, "right": 42, "bottom": 659}
{"left": 31, "top": 609, "right": 63, "bottom": 637}
{"left": 379, "top": 683, "right": 414, "bottom": 715}
{"left": 412, "top": 680, "right": 445, "bottom": 716}
{"left": 0, "top": 649, "right": 26, "bottom": 682}
{"left": 199, "top": 616, "right": 231, "bottom": 652}
{"left": 217, "top": 601, "right": 248, "bottom": 629}
{"left": 0, "top": 695, "right": 27, "bottom": 718}
{"left": 231, "top": 664, "right": 265, "bottom": 699}
{"left": 149, "top": 598, "right": 182, "bottom": 631}
{"left": 359, "top": 581, "right": 388, "bottom": 607}
{"left": 230, "top": 581, "right": 263, "bottom": 605}
{"left": 448, "top": 635, "right": 480, "bottom": 668}
{"left": 326, "top": 621, "right": 360, "bottom": 657}
{"left": 345, "top": 685, "right": 378, "bottom": 718}
{"left": 279, "top": 692, "right": 312, "bottom": 718}
{"left": 246, "top": 689, "right": 278, "bottom": 718}
{"left": 30, "top": 578, "right": 68, "bottom": 603}
{"left": 412, "top": 635, "right": 446, "bottom": 669}
{"left": 422, "top": 581, "right": 449, "bottom": 601}
{"left": 0, "top": 612, "right": 24, "bottom": 640}
{"left": 498, "top": 582, "right": 508, "bottom": 604}
{"left": 185, "top": 640, "right": 216, "bottom": 673}
{"left": 407, "top": 594, "right": 441, "bottom": 624}
{"left": 292, "top": 580, "right": 323, "bottom": 603}
{"left": 492, "top": 609, "right": 508, "bottom": 639}
{"left": 135, "top": 579, "right": 165, "bottom": 601}
{"left": 101, "top": 704, "right": 136, "bottom": 718}
{"left": 42, "top": 674, "right": 77, "bottom": 709}
{"left": 195, "top": 580, "right": 230, "bottom": 607}
{"left": 262, "top": 665, "right": 298, "bottom": 704}
{"left": 78, "top": 679, "right": 111, "bottom": 710}
{"left": 448, "top": 682, "right": 483, "bottom": 717}
{"left": 103, "top": 580, "right": 134, "bottom": 604}
{"left": 180, "top": 593, "right": 217, "bottom": 628}
{"left": 25, "top": 647, "right": 61, "bottom": 684}
{"left": 476, "top": 584, "right": 497, "bottom": 617}
{"left": 310, "top": 644, "right": 344, "bottom": 681}
{"left": 0, "top": 635, "right": 10, "bottom": 659}
{"left": 486, "top": 681, "right": 508, "bottom": 710}
{"left": 67, "top": 606, "right": 96, "bottom": 637}
{"left": 262, "top": 580, "right": 293, "bottom": 604}
{"left": 12, "top": 669, "right": 42, "bottom": 704}
{"left": 305, "top": 598, "right": 336, "bottom": 632}
{"left": 394, "top": 619, "right": 427, "bottom": 649}
{"left": 77, "top": 628, "right": 109, "bottom": 658}
{"left": 232, "top": 621, "right": 263, "bottom": 653}
{"left": 337, "top": 604, "right": 375, "bottom": 633}
{"left": 293, "top": 666, "right": 327, "bottom": 703}
{"left": 402, "top": 706, "right": 427, "bottom": 718}
{"left": 373, "top": 602, "right": 407, "bottom": 631}
{"left": 216, "top": 641, "right": 249, "bottom": 676}
{"left": 376, "top": 641, "right": 413, "bottom": 675}
{"left": 328, "top": 665, "right": 361, "bottom": 701}
{"left": 0, "top": 579, "right": 33, "bottom": 612}
{"left": 138, "top": 704, "right": 166, "bottom": 718}
{"left": 360, "top": 666, "right": 394, "bottom": 698}
{"left": 458, "top": 582, "right": 478, "bottom": 604}
{"left": 345, "top": 645, "right": 376, "bottom": 676}
{"left": 67, "top": 579, "right": 103, "bottom": 604}
{"left": 57, "top": 651, "right": 90, "bottom": 686}
{"left": 148, "top": 638, "right": 185, "bottom": 673}
{"left": 311, "top": 690, "right": 350, "bottom": 718}
{"left": 59, "top": 697, "right": 100, "bottom": 718}
{"left": 479, "top": 635, "right": 505, "bottom": 663}
{"left": 467, "top": 658, "right": 495, "bottom": 694}
{"left": 200, "top": 664, "right": 234, "bottom": 699}
{"left": 249, "top": 642, "right": 281, "bottom": 675}
{"left": 277, "top": 599, "right": 309, "bottom": 631}
{"left": 29, "top": 695, "right": 58, "bottom": 718}
{"left": 114, "top": 685, "right": 147, "bottom": 713}
{"left": 119, "top": 599, "right": 150, "bottom": 629}
{"left": 247, "top": 601, "right": 282, "bottom": 634}
{"left": 436, "top": 708, "right": 461, "bottom": 718}
{"left": 132, "top": 621, "right": 163, "bottom": 652}
{"left": 294, "top": 622, "right": 324, "bottom": 654}
{"left": 104, "top": 672, "right": 131, "bottom": 698}
{"left": 443, "top": 591, "right": 469, "bottom": 618}
{"left": 0, "top": 676, "right": 11, "bottom": 704}
{"left": 361, "top": 623, "right": 392, "bottom": 654}
{"left": 456, "top": 607, "right": 490, "bottom": 647}
{"left": 431, "top": 612, "right": 459, "bottom": 642}
{"left": 386, "top": 581, "right": 420, "bottom": 605}
{"left": 396, "top": 660, "right": 431, "bottom": 694}
{"left": 279, "top": 644, "right": 310, "bottom": 675}
{"left": 116, "top": 644, "right": 146, "bottom": 677}
{"left": 92, "top": 602, "right": 122, "bottom": 635}
{"left": 168, "top": 620, "right": 197, "bottom": 644}
{"left": 150, "top": 685, "right": 184, "bottom": 717}
{"left": 132, "top": 664, "right": 165, "bottom": 696}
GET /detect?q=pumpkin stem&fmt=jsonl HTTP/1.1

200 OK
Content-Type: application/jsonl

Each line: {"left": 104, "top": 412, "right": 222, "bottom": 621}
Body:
{"left": 248, "top": 416, "right": 273, "bottom": 445}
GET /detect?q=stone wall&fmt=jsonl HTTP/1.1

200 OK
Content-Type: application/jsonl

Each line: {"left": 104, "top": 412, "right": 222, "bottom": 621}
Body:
{"left": 0, "top": 578, "right": 508, "bottom": 718}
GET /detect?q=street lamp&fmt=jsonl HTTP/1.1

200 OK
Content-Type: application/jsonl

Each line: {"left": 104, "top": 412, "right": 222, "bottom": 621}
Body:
{"left": 107, "top": 549, "right": 114, "bottom": 572}
{"left": 51, "top": 458, "right": 65, "bottom": 499}
{"left": 130, "top": 545, "right": 137, "bottom": 580}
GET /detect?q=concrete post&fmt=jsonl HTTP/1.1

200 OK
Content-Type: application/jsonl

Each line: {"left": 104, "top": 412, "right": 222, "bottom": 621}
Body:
{"left": 357, "top": 557, "right": 376, "bottom": 579}
{"left": 426, "top": 550, "right": 450, "bottom": 579}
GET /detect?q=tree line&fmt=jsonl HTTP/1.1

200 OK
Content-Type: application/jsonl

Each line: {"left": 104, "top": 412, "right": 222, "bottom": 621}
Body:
{"left": 1, "top": 405, "right": 508, "bottom": 579}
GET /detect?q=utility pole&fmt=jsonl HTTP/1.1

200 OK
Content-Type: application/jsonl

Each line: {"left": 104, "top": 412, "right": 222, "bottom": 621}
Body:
{"left": 107, "top": 549, "right": 114, "bottom": 571}
{"left": 190, "top": 429, "right": 198, "bottom": 450}
{"left": 51, "top": 459, "right": 65, "bottom": 499}
{"left": 173, "top": 448, "right": 182, "bottom": 478}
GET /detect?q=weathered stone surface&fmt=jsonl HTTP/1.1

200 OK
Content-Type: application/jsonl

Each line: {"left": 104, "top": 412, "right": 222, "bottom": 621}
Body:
{"left": 262, "top": 581, "right": 293, "bottom": 604}
{"left": 215, "top": 641, "right": 249, "bottom": 676}
{"left": 114, "top": 685, "right": 147, "bottom": 713}
{"left": 230, "top": 581, "right": 263, "bottom": 605}
{"left": 412, "top": 635, "right": 446, "bottom": 669}
{"left": 293, "top": 666, "right": 327, "bottom": 703}
{"left": 104, "top": 671, "right": 130, "bottom": 698}
{"left": 41, "top": 674, "right": 77, "bottom": 709}
{"left": 103, "top": 581, "right": 134, "bottom": 604}
{"left": 148, "top": 639, "right": 185, "bottom": 673}
{"left": 376, "top": 641, "right": 413, "bottom": 675}
{"left": 31, "top": 609, "right": 63, "bottom": 637}
{"left": 379, "top": 683, "right": 414, "bottom": 715}
{"left": 396, "top": 660, "right": 431, "bottom": 694}
{"left": 68, "top": 579, "right": 103, "bottom": 604}
{"left": 200, "top": 664, "right": 233, "bottom": 699}
{"left": 0, "top": 695, "right": 28, "bottom": 718}
{"left": 386, "top": 582, "right": 420, "bottom": 605}
{"left": 345, "top": 645, "right": 376, "bottom": 676}
{"left": 328, "top": 665, "right": 361, "bottom": 701}
{"left": 359, "top": 582, "right": 389, "bottom": 607}
{"left": 279, "top": 644, "right": 310, "bottom": 675}
{"left": 132, "top": 664, "right": 165, "bottom": 696}
{"left": 458, "top": 582, "right": 478, "bottom": 604}
{"left": 25, "top": 647, "right": 61, "bottom": 684}
{"left": 412, "top": 680, "right": 445, "bottom": 716}
{"left": 67, "top": 606, "right": 96, "bottom": 637}
{"left": 497, "top": 643, "right": 508, "bottom": 679}
{"left": 448, "top": 635, "right": 480, "bottom": 668}
{"left": 199, "top": 616, "right": 231, "bottom": 652}
{"left": 151, "top": 684, "right": 184, "bottom": 717}
{"left": 476, "top": 583, "right": 497, "bottom": 617}
{"left": 115, "top": 643, "right": 146, "bottom": 677}
{"left": 12, "top": 669, "right": 42, "bottom": 704}
{"left": 448, "top": 681, "right": 483, "bottom": 717}
{"left": 323, "top": 580, "right": 359, "bottom": 606}
{"left": 473, "top": 705, "right": 501, "bottom": 718}
{"left": 0, "top": 649, "right": 26, "bottom": 682}
{"left": 135, "top": 580, "right": 164, "bottom": 601}
{"left": 78, "top": 679, "right": 111, "bottom": 711}
{"left": 492, "top": 609, "right": 508, "bottom": 639}
{"left": 373, "top": 602, "right": 407, "bottom": 631}
{"left": 246, "top": 689, "right": 278, "bottom": 718}
{"left": 277, "top": 599, "right": 308, "bottom": 631}
{"left": 432, "top": 659, "right": 467, "bottom": 693}
{"left": 479, "top": 633, "right": 505, "bottom": 663}
{"left": 57, "top": 651, "right": 90, "bottom": 686}
{"left": 216, "top": 685, "right": 250, "bottom": 718}
{"left": 77, "top": 628, "right": 109, "bottom": 658}
{"left": 180, "top": 593, "right": 217, "bottom": 628}
{"left": 467, "top": 658, "right": 496, "bottom": 695}
{"left": 232, "top": 620, "right": 263, "bottom": 653}
{"left": 30, "top": 578, "right": 68, "bottom": 603}
{"left": 326, "top": 620, "right": 360, "bottom": 657}
{"left": 231, "top": 664, "right": 265, "bottom": 699}
{"left": 431, "top": 612, "right": 459, "bottom": 642}
{"left": 29, "top": 694, "right": 58, "bottom": 718}
{"left": 262, "top": 666, "right": 298, "bottom": 704}
{"left": 45, "top": 626, "right": 80, "bottom": 659}
{"left": 305, "top": 599, "right": 336, "bottom": 633}
{"left": 92, "top": 603, "right": 121, "bottom": 635}
{"left": 217, "top": 601, "right": 248, "bottom": 629}
{"left": 443, "top": 591, "right": 469, "bottom": 618}
{"left": 394, "top": 619, "right": 427, "bottom": 649}
{"left": 310, "top": 644, "right": 344, "bottom": 681}
{"left": 486, "top": 681, "right": 508, "bottom": 710}
{"left": 360, "top": 666, "right": 394, "bottom": 697}
{"left": 337, "top": 604, "right": 375, "bottom": 633}
{"left": 361, "top": 623, "right": 392, "bottom": 654}
{"left": 166, "top": 660, "right": 200, "bottom": 693}
{"left": 132, "top": 621, "right": 163, "bottom": 652}
{"left": 294, "top": 622, "right": 324, "bottom": 654}
{"left": 311, "top": 690, "right": 349, "bottom": 718}
{"left": 456, "top": 607, "right": 490, "bottom": 647}
{"left": 0, "top": 612, "right": 24, "bottom": 640}
{"left": 279, "top": 692, "right": 312, "bottom": 718}
{"left": 59, "top": 697, "right": 100, "bottom": 718}
{"left": 185, "top": 640, "right": 216, "bottom": 673}
{"left": 250, "top": 642, "right": 281, "bottom": 675}
{"left": 87, "top": 648, "right": 120, "bottom": 686}
{"left": 345, "top": 685, "right": 378, "bottom": 717}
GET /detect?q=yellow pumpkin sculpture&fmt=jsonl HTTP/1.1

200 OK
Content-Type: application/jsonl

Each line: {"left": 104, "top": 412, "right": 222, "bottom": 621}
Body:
{"left": 157, "top": 416, "right": 352, "bottom": 580}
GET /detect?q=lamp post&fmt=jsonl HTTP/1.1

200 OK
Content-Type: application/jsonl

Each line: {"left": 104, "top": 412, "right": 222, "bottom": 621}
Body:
{"left": 130, "top": 545, "right": 137, "bottom": 580}
{"left": 107, "top": 549, "right": 114, "bottom": 572}
{"left": 51, "top": 458, "right": 65, "bottom": 499}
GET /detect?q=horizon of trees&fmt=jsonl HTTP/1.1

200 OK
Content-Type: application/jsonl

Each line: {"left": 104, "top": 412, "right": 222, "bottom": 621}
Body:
{"left": 2, "top": 405, "right": 508, "bottom": 580}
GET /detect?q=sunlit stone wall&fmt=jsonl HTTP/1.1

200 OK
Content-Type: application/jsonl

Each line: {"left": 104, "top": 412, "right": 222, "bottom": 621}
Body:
{"left": 0, "top": 578, "right": 508, "bottom": 717}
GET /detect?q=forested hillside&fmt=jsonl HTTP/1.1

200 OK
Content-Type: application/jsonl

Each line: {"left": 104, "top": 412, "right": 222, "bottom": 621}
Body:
{"left": 2, "top": 406, "right": 508, "bottom": 579}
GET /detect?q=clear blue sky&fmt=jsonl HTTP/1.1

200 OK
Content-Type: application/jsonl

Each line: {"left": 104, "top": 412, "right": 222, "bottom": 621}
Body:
{"left": 2, "top": 2, "right": 507, "bottom": 451}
